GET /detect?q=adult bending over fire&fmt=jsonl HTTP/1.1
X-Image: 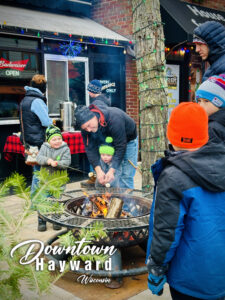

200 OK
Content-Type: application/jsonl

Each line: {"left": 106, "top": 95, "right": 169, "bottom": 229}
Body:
{"left": 74, "top": 103, "right": 138, "bottom": 189}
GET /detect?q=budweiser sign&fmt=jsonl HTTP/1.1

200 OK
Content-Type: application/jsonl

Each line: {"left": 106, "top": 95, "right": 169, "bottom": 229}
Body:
{"left": 0, "top": 58, "right": 29, "bottom": 71}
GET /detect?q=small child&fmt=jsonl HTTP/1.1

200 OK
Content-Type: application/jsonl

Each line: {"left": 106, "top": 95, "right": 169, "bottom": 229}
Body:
{"left": 95, "top": 137, "right": 121, "bottom": 188}
{"left": 36, "top": 125, "right": 71, "bottom": 231}
{"left": 196, "top": 74, "right": 225, "bottom": 143}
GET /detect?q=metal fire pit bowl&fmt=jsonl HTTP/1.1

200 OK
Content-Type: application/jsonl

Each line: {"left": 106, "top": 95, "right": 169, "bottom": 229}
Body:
{"left": 41, "top": 188, "right": 152, "bottom": 248}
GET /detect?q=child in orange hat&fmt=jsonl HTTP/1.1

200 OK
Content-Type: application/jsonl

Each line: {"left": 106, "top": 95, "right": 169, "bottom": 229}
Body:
{"left": 146, "top": 102, "right": 225, "bottom": 300}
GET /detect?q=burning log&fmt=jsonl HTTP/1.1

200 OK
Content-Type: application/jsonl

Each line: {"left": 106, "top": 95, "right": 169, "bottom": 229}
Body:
{"left": 106, "top": 198, "right": 123, "bottom": 218}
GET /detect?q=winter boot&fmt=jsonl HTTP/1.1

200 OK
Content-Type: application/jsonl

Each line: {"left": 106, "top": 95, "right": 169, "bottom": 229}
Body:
{"left": 53, "top": 223, "right": 62, "bottom": 230}
{"left": 38, "top": 216, "right": 47, "bottom": 232}
{"left": 80, "top": 172, "right": 96, "bottom": 188}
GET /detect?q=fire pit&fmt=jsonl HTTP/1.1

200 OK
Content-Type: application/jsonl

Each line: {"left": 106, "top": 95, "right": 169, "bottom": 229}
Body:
{"left": 42, "top": 188, "right": 151, "bottom": 247}
{"left": 41, "top": 188, "right": 152, "bottom": 278}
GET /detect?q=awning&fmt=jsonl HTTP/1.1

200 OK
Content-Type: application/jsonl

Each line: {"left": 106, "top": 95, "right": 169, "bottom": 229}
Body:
{"left": 160, "top": 0, "right": 225, "bottom": 44}
{"left": 0, "top": 5, "right": 129, "bottom": 43}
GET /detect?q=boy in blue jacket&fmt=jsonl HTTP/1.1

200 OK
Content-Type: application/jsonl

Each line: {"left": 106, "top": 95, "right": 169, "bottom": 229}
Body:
{"left": 146, "top": 102, "right": 225, "bottom": 300}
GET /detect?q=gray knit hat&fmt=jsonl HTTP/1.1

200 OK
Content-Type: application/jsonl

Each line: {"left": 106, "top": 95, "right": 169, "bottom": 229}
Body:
{"left": 74, "top": 105, "right": 95, "bottom": 128}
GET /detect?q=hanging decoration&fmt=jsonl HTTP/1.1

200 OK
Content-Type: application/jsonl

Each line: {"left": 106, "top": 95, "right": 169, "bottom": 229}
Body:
{"left": 59, "top": 39, "right": 82, "bottom": 57}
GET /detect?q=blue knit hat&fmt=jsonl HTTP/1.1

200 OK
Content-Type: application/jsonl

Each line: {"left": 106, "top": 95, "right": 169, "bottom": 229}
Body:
{"left": 87, "top": 79, "right": 102, "bottom": 94}
{"left": 196, "top": 75, "right": 225, "bottom": 108}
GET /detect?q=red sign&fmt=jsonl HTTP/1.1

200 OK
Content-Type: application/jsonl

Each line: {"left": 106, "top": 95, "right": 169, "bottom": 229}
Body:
{"left": 0, "top": 58, "right": 29, "bottom": 71}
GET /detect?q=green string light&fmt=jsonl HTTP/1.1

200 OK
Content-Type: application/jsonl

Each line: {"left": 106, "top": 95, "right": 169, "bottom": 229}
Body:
{"left": 135, "top": 50, "right": 165, "bottom": 61}
{"left": 137, "top": 64, "right": 166, "bottom": 74}
{"left": 140, "top": 121, "right": 168, "bottom": 127}
{"left": 139, "top": 86, "right": 168, "bottom": 94}
{"left": 133, "top": 21, "right": 164, "bottom": 34}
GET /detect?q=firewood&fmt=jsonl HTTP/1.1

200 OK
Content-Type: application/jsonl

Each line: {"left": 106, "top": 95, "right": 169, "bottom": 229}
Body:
{"left": 106, "top": 197, "right": 123, "bottom": 218}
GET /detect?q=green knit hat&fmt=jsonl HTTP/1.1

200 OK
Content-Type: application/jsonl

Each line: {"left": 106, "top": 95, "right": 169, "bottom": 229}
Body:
{"left": 99, "top": 137, "right": 115, "bottom": 156}
{"left": 46, "top": 125, "right": 62, "bottom": 142}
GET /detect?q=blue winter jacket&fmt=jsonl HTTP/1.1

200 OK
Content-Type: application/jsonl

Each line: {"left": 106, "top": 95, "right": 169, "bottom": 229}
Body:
{"left": 146, "top": 143, "right": 225, "bottom": 299}
{"left": 193, "top": 21, "right": 225, "bottom": 82}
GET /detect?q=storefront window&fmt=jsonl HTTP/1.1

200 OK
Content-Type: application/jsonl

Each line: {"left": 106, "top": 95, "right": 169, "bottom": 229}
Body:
{"left": 0, "top": 37, "right": 38, "bottom": 50}
{"left": 0, "top": 50, "right": 39, "bottom": 79}
{"left": 93, "top": 61, "right": 125, "bottom": 110}
{"left": 0, "top": 49, "right": 39, "bottom": 120}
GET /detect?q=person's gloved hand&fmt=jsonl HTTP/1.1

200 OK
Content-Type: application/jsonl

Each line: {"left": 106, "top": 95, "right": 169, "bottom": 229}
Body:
{"left": 148, "top": 272, "right": 166, "bottom": 295}
{"left": 147, "top": 256, "right": 167, "bottom": 296}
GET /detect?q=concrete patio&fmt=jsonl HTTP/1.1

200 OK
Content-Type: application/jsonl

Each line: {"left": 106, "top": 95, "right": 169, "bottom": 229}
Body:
{"left": 1, "top": 168, "right": 172, "bottom": 300}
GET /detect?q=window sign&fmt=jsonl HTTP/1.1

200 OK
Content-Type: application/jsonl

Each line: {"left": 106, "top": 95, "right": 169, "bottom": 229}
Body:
{"left": 101, "top": 80, "right": 116, "bottom": 94}
{"left": 166, "top": 64, "right": 180, "bottom": 119}
{"left": 93, "top": 62, "right": 124, "bottom": 109}
{"left": 0, "top": 51, "right": 38, "bottom": 79}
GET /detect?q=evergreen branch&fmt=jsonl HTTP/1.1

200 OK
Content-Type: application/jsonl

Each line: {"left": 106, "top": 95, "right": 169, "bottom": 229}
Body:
{"left": 0, "top": 207, "right": 16, "bottom": 233}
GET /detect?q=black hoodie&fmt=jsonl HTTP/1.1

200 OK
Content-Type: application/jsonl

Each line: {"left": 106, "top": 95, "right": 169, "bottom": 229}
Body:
{"left": 208, "top": 107, "right": 225, "bottom": 144}
{"left": 81, "top": 103, "right": 137, "bottom": 169}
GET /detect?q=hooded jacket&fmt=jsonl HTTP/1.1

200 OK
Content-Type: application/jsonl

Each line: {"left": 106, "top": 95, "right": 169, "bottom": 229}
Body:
{"left": 208, "top": 107, "right": 225, "bottom": 143}
{"left": 90, "top": 94, "right": 111, "bottom": 107}
{"left": 193, "top": 21, "right": 225, "bottom": 81}
{"left": 36, "top": 141, "right": 71, "bottom": 173}
{"left": 146, "top": 143, "right": 225, "bottom": 299}
{"left": 81, "top": 103, "right": 137, "bottom": 170}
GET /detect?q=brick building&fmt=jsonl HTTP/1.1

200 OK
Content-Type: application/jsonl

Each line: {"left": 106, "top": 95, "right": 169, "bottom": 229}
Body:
{"left": 91, "top": 0, "right": 225, "bottom": 123}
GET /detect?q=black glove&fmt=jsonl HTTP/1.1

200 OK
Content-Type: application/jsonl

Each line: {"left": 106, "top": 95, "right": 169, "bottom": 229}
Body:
{"left": 147, "top": 256, "right": 167, "bottom": 296}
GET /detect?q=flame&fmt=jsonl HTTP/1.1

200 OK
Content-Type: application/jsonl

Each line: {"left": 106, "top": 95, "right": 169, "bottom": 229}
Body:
{"left": 83, "top": 193, "right": 112, "bottom": 218}
{"left": 83, "top": 191, "right": 89, "bottom": 198}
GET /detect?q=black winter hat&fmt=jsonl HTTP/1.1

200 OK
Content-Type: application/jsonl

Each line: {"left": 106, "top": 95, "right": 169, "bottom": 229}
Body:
{"left": 74, "top": 105, "right": 95, "bottom": 128}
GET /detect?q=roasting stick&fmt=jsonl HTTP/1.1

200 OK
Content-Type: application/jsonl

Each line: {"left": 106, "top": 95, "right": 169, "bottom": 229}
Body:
{"left": 128, "top": 159, "right": 142, "bottom": 174}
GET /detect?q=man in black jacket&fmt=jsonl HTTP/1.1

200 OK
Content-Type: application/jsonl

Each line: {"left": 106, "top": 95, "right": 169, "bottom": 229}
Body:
{"left": 75, "top": 103, "right": 138, "bottom": 189}
{"left": 193, "top": 21, "right": 225, "bottom": 82}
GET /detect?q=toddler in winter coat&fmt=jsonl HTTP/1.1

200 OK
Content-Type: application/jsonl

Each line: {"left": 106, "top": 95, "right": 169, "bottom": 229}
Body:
{"left": 36, "top": 125, "right": 71, "bottom": 232}
{"left": 146, "top": 102, "right": 225, "bottom": 300}
{"left": 95, "top": 137, "right": 121, "bottom": 188}
{"left": 196, "top": 74, "right": 225, "bottom": 143}
{"left": 37, "top": 125, "right": 71, "bottom": 173}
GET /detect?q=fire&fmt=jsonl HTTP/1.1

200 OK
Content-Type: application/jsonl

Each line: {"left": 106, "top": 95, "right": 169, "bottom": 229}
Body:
{"left": 82, "top": 191, "right": 111, "bottom": 218}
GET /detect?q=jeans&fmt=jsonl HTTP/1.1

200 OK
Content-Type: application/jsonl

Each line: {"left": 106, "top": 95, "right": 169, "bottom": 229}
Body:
{"left": 31, "top": 164, "right": 40, "bottom": 198}
{"left": 119, "top": 137, "right": 138, "bottom": 189}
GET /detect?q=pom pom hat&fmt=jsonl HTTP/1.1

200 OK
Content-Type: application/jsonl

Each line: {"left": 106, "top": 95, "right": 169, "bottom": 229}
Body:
{"left": 99, "top": 137, "right": 115, "bottom": 156}
{"left": 195, "top": 75, "right": 225, "bottom": 108}
{"left": 46, "top": 125, "right": 62, "bottom": 142}
{"left": 167, "top": 102, "right": 209, "bottom": 149}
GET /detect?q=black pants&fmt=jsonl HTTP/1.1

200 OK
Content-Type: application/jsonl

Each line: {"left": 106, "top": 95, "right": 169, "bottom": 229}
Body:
{"left": 170, "top": 286, "right": 225, "bottom": 300}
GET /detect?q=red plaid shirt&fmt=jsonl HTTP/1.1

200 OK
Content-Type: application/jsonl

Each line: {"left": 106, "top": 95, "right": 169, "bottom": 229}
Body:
{"left": 3, "top": 132, "right": 85, "bottom": 162}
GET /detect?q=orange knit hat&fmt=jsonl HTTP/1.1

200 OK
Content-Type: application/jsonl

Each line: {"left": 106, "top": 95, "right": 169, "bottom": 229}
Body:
{"left": 167, "top": 102, "right": 209, "bottom": 149}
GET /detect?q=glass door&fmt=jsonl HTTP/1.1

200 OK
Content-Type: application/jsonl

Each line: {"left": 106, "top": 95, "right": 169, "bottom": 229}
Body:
{"left": 44, "top": 54, "right": 89, "bottom": 116}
